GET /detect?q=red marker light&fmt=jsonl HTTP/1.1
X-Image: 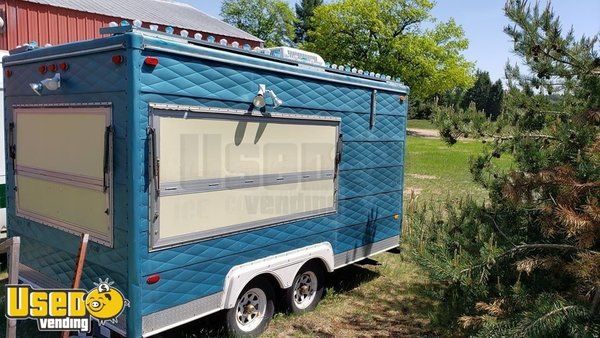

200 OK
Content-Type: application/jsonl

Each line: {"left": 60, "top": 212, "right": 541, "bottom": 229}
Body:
{"left": 60, "top": 62, "right": 69, "bottom": 71}
{"left": 112, "top": 55, "right": 124, "bottom": 65}
{"left": 48, "top": 64, "right": 57, "bottom": 72}
{"left": 144, "top": 56, "right": 159, "bottom": 66}
{"left": 38, "top": 65, "right": 47, "bottom": 74}
{"left": 146, "top": 274, "right": 160, "bottom": 285}
{"left": 5, "top": 69, "right": 12, "bottom": 78}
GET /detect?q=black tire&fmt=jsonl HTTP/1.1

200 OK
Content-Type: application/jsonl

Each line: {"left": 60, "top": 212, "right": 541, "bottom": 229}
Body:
{"left": 285, "top": 261, "right": 325, "bottom": 313}
{"left": 225, "top": 278, "right": 275, "bottom": 337}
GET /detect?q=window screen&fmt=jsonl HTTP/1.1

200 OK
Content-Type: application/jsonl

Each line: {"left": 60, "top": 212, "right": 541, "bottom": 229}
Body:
{"left": 150, "top": 106, "right": 341, "bottom": 250}
{"left": 13, "top": 106, "right": 112, "bottom": 246}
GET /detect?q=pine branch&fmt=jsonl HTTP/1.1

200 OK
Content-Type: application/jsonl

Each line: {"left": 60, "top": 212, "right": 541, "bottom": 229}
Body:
{"left": 502, "top": 243, "right": 598, "bottom": 256}
{"left": 486, "top": 213, "right": 517, "bottom": 246}
{"left": 591, "top": 288, "right": 600, "bottom": 317}
{"left": 523, "top": 305, "right": 581, "bottom": 336}
{"left": 495, "top": 134, "right": 558, "bottom": 141}
{"left": 459, "top": 243, "right": 599, "bottom": 276}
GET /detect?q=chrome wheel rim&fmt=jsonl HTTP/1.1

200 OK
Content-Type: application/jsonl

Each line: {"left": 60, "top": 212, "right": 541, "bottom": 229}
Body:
{"left": 235, "top": 288, "right": 267, "bottom": 332}
{"left": 293, "top": 271, "right": 317, "bottom": 309}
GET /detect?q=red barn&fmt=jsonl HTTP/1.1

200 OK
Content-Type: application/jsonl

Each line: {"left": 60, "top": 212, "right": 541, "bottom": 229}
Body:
{"left": 0, "top": 0, "right": 263, "bottom": 52}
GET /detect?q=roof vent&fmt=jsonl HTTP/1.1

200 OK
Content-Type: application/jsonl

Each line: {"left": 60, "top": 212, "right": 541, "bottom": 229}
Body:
{"left": 264, "top": 47, "right": 325, "bottom": 66}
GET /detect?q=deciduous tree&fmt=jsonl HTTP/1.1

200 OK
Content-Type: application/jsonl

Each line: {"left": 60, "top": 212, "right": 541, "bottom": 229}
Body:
{"left": 304, "top": 0, "right": 474, "bottom": 99}
{"left": 221, "top": 0, "right": 296, "bottom": 47}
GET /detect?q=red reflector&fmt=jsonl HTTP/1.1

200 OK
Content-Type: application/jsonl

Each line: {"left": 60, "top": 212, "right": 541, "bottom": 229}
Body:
{"left": 38, "top": 65, "right": 47, "bottom": 74}
{"left": 60, "top": 62, "right": 69, "bottom": 71}
{"left": 144, "top": 56, "right": 159, "bottom": 66}
{"left": 112, "top": 55, "right": 124, "bottom": 65}
{"left": 48, "top": 64, "right": 57, "bottom": 72}
{"left": 146, "top": 274, "right": 160, "bottom": 285}
{"left": 5, "top": 69, "right": 12, "bottom": 78}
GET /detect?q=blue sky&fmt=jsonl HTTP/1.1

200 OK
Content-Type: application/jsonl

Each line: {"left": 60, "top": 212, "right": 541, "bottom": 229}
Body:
{"left": 181, "top": 1, "right": 600, "bottom": 81}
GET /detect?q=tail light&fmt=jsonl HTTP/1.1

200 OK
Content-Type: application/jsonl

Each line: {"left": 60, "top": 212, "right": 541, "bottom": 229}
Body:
{"left": 112, "top": 55, "right": 124, "bottom": 65}
{"left": 144, "top": 56, "right": 159, "bottom": 66}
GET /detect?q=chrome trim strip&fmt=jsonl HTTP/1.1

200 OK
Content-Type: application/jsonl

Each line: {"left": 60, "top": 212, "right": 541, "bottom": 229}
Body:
{"left": 142, "top": 292, "right": 223, "bottom": 337}
{"left": 16, "top": 167, "right": 103, "bottom": 191}
{"left": 143, "top": 45, "right": 408, "bottom": 94}
{"left": 334, "top": 236, "right": 400, "bottom": 268}
{"left": 13, "top": 102, "right": 112, "bottom": 108}
{"left": 4, "top": 44, "right": 126, "bottom": 66}
{"left": 161, "top": 171, "right": 334, "bottom": 196}
{"left": 149, "top": 104, "right": 341, "bottom": 123}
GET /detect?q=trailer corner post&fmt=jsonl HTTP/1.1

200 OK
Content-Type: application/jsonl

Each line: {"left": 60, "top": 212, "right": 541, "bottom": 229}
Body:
{"left": 0, "top": 236, "right": 21, "bottom": 338}
{"left": 127, "top": 38, "right": 144, "bottom": 338}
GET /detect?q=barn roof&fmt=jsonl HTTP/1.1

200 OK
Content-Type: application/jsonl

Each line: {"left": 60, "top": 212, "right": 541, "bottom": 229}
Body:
{"left": 22, "top": 0, "right": 263, "bottom": 43}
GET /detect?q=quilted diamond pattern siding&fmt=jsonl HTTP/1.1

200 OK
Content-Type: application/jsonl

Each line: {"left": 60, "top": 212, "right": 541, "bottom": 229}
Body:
{"left": 137, "top": 46, "right": 407, "bottom": 315}
{"left": 377, "top": 91, "right": 407, "bottom": 115}
{"left": 141, "top": 217, "right": 399, "bottom": 314}
{"left": 140, "top": 52, "right": 373, "bottom": 114}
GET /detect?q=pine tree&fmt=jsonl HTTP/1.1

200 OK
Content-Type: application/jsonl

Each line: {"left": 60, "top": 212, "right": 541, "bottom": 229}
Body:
{"left": 460, "top": 70, "right": 504, "bottom": 120}
{"left": 461, "top": 70, "right": 493, "bottom": 112}
{"left": 406, "top": 0, "right": 600, "bottom": 336}
{"left": 294, "top": 0, "right": 323, "bottom": 44}
{"left": 486, "top": 79, "right": 504, "bottom": 120}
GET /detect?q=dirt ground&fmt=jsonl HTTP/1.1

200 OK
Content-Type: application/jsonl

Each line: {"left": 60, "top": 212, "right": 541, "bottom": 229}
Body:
{"left": 406, "top": 128, "right": 440, "bottom": 138}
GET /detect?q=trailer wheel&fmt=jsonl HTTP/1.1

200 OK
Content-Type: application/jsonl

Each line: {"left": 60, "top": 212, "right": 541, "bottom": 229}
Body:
{"left": 286, "top": 261, "right": 325, "bottom": 313}
{"left": 226, "top": 278, "right": 275, "bottom": 337}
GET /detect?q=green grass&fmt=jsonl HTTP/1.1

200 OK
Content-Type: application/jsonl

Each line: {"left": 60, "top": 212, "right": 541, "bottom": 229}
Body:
{"left": 404, "top": 135, "right": 512, "bottom": 204}
{"left": 407, "top": 119, "right": 436, "bottom": 130}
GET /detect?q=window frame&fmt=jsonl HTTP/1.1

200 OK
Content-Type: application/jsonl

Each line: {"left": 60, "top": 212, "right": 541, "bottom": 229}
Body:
{"left": 12, "top": 103, "right": 113, "bottom": 247}
{"left": 148, "top": 104, "right": 341, "bottom": 251}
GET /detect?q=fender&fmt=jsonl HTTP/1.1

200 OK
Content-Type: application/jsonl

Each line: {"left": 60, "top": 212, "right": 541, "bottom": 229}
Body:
{"left": 221, "top": 242, "right": 334, "bottom": 309}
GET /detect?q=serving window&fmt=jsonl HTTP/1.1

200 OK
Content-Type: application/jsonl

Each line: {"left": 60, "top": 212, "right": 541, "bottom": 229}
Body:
{"left": 149, "top": 105, "right": 341, "bottom": 250}
{"left": 12, "top": 105, "right": 113, "bottom": 246}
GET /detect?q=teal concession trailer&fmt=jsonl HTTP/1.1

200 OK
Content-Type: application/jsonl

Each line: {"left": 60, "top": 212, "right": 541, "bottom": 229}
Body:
{"left": 2, "top": 25, "right": 409, "bottom": 337}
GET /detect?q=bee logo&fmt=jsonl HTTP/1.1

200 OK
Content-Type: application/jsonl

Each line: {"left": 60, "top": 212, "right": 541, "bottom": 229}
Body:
{"left": 85, "top": 279, "right": 129, "bottom": 324}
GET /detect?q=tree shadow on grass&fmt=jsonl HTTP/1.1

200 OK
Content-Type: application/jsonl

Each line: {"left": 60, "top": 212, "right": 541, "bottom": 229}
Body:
{"left": 339, "top": 276, "right": 442, "bottom": 338}
{"left": 325, "top": 262, "right": 380, "bottom": 294}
